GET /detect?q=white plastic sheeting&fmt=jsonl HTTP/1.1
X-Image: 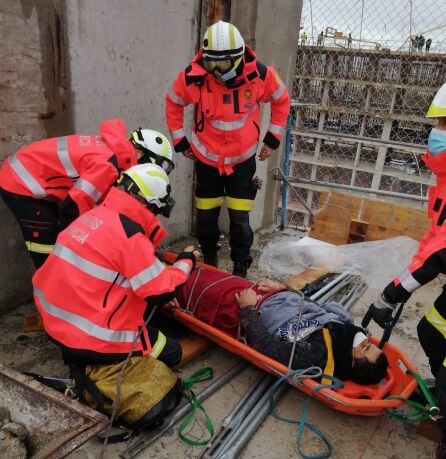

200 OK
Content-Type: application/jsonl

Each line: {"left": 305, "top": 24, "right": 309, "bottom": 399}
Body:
{"left": 258, "top": 236, "right": 419, "bottom": 289}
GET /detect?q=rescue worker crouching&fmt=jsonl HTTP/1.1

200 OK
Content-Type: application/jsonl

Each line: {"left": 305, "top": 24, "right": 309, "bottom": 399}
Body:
{"left": 166, "top": 20, "right": 290, "bottom": 278}
{"left": 32, "top": 163, "right": 199, "bottom": 418}
{"left": 0, "top": 119, "right": 174, "bottom": 268}
{"left": 366, "top": 82, "right": 446, "bottom": 458}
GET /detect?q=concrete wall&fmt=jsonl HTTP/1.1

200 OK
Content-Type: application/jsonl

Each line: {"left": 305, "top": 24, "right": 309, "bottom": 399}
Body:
{"left": 0, "top": 0, "right": 71, "bottom": 308}
{"left": 65, "top": 0, "right": 200, "bottom": 240}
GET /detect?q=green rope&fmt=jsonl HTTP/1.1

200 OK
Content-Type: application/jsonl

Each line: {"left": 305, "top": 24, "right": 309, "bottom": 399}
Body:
{"left": 385, "top": 370, "right": 440, "bottom": 422}
{"left": 179, "top": 367, "right": 215, "bottom": 446}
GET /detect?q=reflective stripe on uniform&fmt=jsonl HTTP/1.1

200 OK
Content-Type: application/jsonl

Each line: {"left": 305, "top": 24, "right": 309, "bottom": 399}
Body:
{"left": 53, "top": 243, "right": 130, "bottom": 287}
{"left": 9, "top": 155, "right": 47, "bottom": 197}
{"left": 168, "top": 85, "right": 187, "bottom": 106}
{"left": 170, "top": 128, "right": 185, "bottom": 140}
{"left": 150, "top": 331, "right": 167, "bottom": 358}
{"left": 226, "top": 197, "right": 254, "bottom": 211}
{"left": 173, "top": 260, "right": 191, "bottom": 276}
{"left": 398, "top": 268, "right": 421, "bottom": 293}
{"left": 425, "top": 305, "right": 446, "bottom": 338}
{"left": 57, "top": 137, "right": 78, "bottom": 177}
{"left": 271, "top": 82, "right": 285, "bottom": 101}
{"left": 191, "top": 132, "right": 257, "bottom": 165}
{"left": 321, "top": 328, "right": 335, "bottom": 385}
{"left": 190, "top": 132, "right": 220, "bottom": 162}
{"left": 74, "top": 178, "right": 102, "bottom": 202}
{"left": 129, "top": 259, "right": 165, "bottom": 290}
{"left": 210, "top": 105, "right": 259, "bottom": 131}
{"left": 26, "top": 241, "right": 54, "bottom": 254}
{"left": 34, "top": 287, "right": 138, "bottom": 343}
{"left": 195, "top": 196, "right": 225, "bottom": 210}
{"left": 224, "top": 143, "right": 258, "bottom": 164}
{"left": 269, "top": 123, "right": 283, "bottom": 135}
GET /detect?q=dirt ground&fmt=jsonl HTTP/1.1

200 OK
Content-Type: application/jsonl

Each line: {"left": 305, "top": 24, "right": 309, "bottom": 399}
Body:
{"left": 0, "top": 227, "right": 440, "bottom": 458}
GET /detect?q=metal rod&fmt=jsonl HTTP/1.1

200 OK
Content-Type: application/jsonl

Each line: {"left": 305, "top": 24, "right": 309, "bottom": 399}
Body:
{"left": 217, "top": 381, "right": 288, "bottom": 459}
{"left": 313, "top": 275, "right": 355, "bottom": 304}
{"left": 309, "top": 271, "right": 352, "bottom": 301}
{"left": 201, "top": 374, "right": 272, "bottom": 459}
{"left": 119, "top": 361, "right": 248, "bottom": 459}
{"left": 343, "top": 283, "right": 367, "bottom": 311}
{"left": 280, "top": 114, "right": 293, "bottom": 230}
{"left": 294, "top": 177, "right": 428, "bottom": 202}
{"left": 271, "top": 166, "right": 315, "bottom": 217}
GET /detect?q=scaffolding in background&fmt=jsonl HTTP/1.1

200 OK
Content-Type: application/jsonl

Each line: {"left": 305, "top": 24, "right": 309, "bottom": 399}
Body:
{"left": 280, "top": 0, "right": 446, "bottom": 230}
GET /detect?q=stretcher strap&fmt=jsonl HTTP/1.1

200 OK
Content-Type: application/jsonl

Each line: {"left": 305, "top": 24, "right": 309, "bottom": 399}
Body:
{"left": 385, "top": 370, "right": 439, "bottom": 421}
{"left": 269, "top": 367, "right": 344, "bottom": 459}
{"left": 179, "top": 367, "right": 215, "bottom": 446}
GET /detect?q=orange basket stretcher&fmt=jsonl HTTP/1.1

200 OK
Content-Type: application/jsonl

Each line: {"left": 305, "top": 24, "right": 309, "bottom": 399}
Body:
{"left": 163, "top": 252, "right": 418, "bottom": 417}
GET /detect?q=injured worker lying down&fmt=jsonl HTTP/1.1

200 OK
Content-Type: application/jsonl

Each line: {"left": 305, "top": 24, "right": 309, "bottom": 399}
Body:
{"left": 176, "top": 268, "right": 388, "bottom": 385}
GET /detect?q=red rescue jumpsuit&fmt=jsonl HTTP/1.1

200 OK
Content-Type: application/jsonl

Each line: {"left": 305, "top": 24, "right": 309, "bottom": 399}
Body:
{"left": 166, "top": 46, "right": 290, "bottom": 264}
{"left": 383, "top": 147, "right": 446, "bottom": 439}
{"left": 33, "top": 186, "right": 195, "bottom": 366}
{"left": 0, "top": 119, "right": 136, "bottom": 267}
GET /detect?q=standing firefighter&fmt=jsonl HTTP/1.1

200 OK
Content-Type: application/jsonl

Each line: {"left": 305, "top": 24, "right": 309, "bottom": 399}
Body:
{"left": 0, "top": 119, "right": 174, "bottom": 268}
{"left": 366, "top": 83, "right": 446, "bottom": 459}
{"left": 166, "top": 21, "right": 290, "bottom": 277}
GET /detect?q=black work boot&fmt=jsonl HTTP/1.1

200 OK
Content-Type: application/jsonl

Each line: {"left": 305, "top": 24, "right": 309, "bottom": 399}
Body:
{"left": 204, "top": 253, "right": 218, "bottom": 268}
{"left": 232, "top": 261, "right": 250, "bottom": 279}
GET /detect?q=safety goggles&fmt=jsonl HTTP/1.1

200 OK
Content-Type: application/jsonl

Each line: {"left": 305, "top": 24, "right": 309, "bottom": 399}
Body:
{"left": 202, "top": 58, "right": 234, "bottom": 74}
{"left": 137, "top": 149, "right": 175, "bottom": 175}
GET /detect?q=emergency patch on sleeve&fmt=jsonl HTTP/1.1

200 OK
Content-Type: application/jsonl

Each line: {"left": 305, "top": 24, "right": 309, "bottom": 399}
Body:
{"left": 119, "top": 214, "right": 145, "bottom": 238}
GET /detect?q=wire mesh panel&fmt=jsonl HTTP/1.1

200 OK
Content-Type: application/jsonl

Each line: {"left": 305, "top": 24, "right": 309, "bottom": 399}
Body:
{"left": 281, "top": 0, "right": 446, "bottom": 229}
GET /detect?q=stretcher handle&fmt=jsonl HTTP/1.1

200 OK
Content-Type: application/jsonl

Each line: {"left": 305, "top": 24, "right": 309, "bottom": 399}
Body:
{"left": 378, "top": 301, "right": 405, "bottom": 349}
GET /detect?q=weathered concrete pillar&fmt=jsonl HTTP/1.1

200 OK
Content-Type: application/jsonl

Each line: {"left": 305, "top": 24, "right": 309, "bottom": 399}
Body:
{"left": 230, "top": 0, "right": 303, "bottom": 230}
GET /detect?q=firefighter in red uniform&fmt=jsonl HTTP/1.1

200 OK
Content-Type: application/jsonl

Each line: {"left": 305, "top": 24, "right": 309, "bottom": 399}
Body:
{"left": 33, "top": 162, "right": 197, "bottom": 377}
{"left": 367, "top": 83, "right": 446, "bottom": 458}
{"left": 0, "top": 119, "right": 174, "bottom": 268}
{"left": 166, "top": 21, "right": 290, "bottom": 277}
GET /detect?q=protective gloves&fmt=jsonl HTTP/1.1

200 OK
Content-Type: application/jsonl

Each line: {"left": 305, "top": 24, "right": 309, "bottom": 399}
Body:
{"left": 365, "top": 294, "right": 397, "bottom": 329}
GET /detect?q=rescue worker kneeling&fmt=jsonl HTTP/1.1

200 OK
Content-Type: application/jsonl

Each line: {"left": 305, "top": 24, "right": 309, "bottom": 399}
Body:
{"left": 32, "top": 163, "right": 198, "bottom": 428}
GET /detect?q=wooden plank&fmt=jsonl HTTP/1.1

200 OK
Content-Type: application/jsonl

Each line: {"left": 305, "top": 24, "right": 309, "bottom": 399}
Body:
{"left": 348, "top": 219, "right": 369, "bottom": 243}
{"left": 310, "top": 191, "right": 430, "bottom": 245}
{"left": 178, "top": 333, "right": 214, "bottom": 368}
{"left": 286, "top": 269, "right": 328, "bottom": 291}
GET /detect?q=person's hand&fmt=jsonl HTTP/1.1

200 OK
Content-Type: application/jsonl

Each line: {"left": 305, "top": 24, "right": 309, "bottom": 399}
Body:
{"left": 183, "top": 245, "right": 201, "bottom": 260}
{"left": 365, "top": 294, "right": 396, "bottom": 329}
{"left": 166, "top": 298, "right": 179, "bottom": 309}
{"left": 182, "top": 148, "right": 195, "bottom": 160}
{"left": 235, "top": 288, "right": 258, "bottom": 308}
{"left": 257, "top": 278, "right": 286, "bottom": 293}
{"left": 259, "top": 144, "right": 273, "bottom": 161}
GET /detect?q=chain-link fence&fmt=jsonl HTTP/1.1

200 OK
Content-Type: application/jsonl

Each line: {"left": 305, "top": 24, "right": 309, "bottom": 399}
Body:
{"left": 280, "top": 0, "right": 446, "bottom": 230}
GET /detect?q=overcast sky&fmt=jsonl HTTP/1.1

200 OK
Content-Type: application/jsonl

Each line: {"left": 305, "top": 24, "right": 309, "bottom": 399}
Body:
{"left": 300, "top": 0, "right": 446, "bottom": 52}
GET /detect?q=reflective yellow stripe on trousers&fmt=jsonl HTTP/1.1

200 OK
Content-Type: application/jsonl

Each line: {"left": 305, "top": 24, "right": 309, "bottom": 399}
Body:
{"left": 25, "top": 241, "right": 54, "bottom": 254}
{"left": 195, "top": 196, "right": 254, "bottom": 211}
{"left": 425, "top": 305, "right": 446, "bottom": 338}
{"left": 150, "top": 331, "right": 167, "bottom": 359}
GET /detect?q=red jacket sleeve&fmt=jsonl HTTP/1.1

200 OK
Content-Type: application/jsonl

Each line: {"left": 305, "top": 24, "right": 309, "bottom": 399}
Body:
{"left": 68, "top": 154, "right": 118, "bottom": 215}
{"left": 259, "top": 66, "right": 290, "bottom": 149}
{"left": 165, "top": 70, "right": 193, "bottom": 152}
{"left": 383, "top": 230, "right": 446, "bottom": 303}
{"left": 120, "top": 233, "right": 193, "bottom": 302}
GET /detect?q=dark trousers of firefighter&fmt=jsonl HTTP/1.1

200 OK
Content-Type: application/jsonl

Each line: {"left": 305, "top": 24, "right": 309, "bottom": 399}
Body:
{"left": 418, "top": 289, "right": 446, "bottom": 440}
{"left": 195, "top": 155, "right": 257, "bottom": 263}
{"left": 0, "top": 188, "right": 59, "bottom": 268}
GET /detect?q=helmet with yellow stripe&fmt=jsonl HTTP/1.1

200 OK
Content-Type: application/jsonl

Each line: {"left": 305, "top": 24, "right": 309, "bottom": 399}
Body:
{"left": 118, "top": 163, "right": 175, "bottom": 218}
{"left": 427, "top": 83, "right": 446, "bottom": 118}
{"left": 129, "top": 128, "right": 175, "bottom": 174}
{"left": 202, "top": 21, "right": 245, "bottom": 82}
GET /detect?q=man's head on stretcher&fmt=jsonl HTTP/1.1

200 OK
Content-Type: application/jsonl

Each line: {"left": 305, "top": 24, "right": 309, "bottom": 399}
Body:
{"left": 177, "top": 272, "right": 389, "bottom": 386}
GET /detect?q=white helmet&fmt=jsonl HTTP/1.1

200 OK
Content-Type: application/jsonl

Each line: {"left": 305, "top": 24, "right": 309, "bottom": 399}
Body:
{"left": 427, "top": 83, "right": 446, "bottom": 118}
{"left": 119, "top": 163, "right": 175, "bottom": 218}
{"left": 202, "top": 21, "right": 245, "bottom": 81}
{"left": 129, "top": 128, "right": 175, "bottom": 174}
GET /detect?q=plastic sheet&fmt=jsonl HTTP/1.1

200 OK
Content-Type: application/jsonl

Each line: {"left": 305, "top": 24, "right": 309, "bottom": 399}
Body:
{"left": 258, "top": 236, "right": 419, "bottom": 289}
